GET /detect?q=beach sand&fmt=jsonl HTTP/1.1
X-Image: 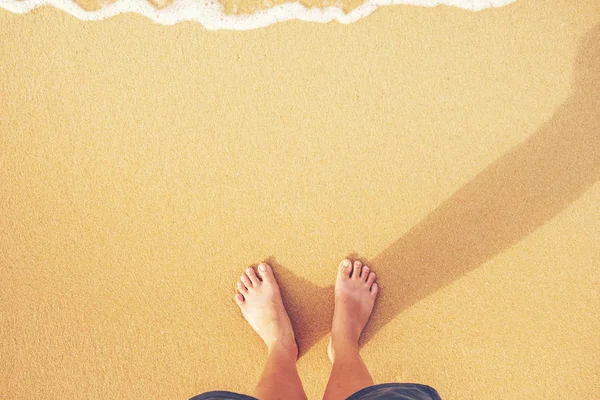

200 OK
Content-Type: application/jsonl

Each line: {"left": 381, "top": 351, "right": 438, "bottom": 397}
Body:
{"left": 1, "top": 1, "right": 599, "bottom": 398}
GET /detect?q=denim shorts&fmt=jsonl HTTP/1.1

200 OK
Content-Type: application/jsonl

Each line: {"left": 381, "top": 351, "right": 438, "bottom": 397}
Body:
{"left": 190, "top": 382, "right": 442, "bottom": 400}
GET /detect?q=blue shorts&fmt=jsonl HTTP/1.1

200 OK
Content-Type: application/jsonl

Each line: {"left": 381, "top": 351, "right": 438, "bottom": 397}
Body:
{"left": 190, "top": 383, "right": 442, "bottom": 400}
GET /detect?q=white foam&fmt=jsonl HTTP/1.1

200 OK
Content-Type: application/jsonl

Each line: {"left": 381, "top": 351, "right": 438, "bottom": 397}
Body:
{"left": 0, "top": 0, "right": 515, "bottom": 30}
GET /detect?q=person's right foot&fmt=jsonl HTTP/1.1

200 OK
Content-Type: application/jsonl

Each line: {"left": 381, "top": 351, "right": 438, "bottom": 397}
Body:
{"left": 328, "top": 258, "right": 378, "bottom": 363}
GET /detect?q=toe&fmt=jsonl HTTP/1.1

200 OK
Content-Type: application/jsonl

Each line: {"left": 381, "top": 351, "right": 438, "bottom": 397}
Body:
{"left": 234, "top": 293, "right": 245, "bottom": 306}
{"left": 352, "top": 260, "right": 362, "bottom": 279}
{"left": 367, "top": 272, "right": 376, "bottom": 288}
{"left": 246, "top": 267, "right": 260, "bottom": 286}
{"left": 338, "top": 259, "right": 352, "bottom": 279}
{"left": 257, "top": 263, "right": 274, "bottom": 283}
{"left": 361, "top": 265, "right": 370, "bottom": 281}
{"left": 237, "top": 281, "right": 248, "bottom": 293}
{"left": 241, "top": 273, "right": 252, "bottom": 289}
{"left": 371, "top": 282, "right": 379, "bottom": 296}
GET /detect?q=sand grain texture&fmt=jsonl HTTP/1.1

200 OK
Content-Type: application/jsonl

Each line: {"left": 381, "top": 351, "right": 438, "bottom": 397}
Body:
{"left": 1, "top": 1, "right": 599, "bottom": 399}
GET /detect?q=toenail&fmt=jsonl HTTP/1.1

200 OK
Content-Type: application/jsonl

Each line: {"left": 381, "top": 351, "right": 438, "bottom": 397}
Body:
{"left": 259, "top": 264, "right": 266, "bottom": 271}
{"left": 247, "top": 268, "right": 252, "bottom": 274}
{"left": 343, "top": 259, "right": 351, "bottom": 268}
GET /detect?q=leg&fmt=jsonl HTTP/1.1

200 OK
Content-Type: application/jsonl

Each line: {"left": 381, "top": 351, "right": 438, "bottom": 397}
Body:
{"left": 235, "top": 263, "right": 307, "bottom": 400}
{"left": 255, "top": 341, "right": 304, "bottom": 399}
{"left": 324, "top": 259, "right": 379, "bottom": 400}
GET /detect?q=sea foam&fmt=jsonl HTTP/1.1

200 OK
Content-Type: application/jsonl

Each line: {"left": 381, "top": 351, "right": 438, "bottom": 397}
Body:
{"left": 0, "top": 0, "right": 515, "bottom": 30}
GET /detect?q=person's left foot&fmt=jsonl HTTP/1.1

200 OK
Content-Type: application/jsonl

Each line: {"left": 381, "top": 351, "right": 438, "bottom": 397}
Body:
{"left": 328, "top": 258, "right": 378, "bottom": 363}
{"left": 235, "top": 263, "right": 298, "bottom": 359}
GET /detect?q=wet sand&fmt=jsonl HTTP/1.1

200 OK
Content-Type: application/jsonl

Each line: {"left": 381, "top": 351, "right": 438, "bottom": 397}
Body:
{"left": 1, "top": 1, "right": 599, "bottom": 399}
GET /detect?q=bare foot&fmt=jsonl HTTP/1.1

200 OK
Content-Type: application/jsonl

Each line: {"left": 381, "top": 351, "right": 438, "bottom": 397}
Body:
{"left": 235, "top": 263, "right": 298, "bottom": 359}
{"left": 328, "top": 258, "right": 378, "bottom": 362}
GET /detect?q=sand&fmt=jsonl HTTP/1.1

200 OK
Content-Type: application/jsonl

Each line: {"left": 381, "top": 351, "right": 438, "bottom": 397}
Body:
{"left": 1, "top": 0, "right": 599, "bottom": 399}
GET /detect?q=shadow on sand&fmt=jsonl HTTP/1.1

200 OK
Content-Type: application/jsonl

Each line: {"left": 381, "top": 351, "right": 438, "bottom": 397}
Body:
{"left": 270, "top": 24, "right": 600, "bottom": 356}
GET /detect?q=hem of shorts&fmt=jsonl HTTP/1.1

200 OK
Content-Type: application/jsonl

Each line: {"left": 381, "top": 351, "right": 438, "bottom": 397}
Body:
{"left": 189, "top": 390, "right": 257, "bottom": 400}
{"left": 346, "top": 382, "right": 440, "bottom": 400}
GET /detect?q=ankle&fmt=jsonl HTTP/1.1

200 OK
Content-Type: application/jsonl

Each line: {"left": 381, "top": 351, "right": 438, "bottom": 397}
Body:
{"left": 330, "top": 338, "right": 360, "bottom": 359}
{"left": 331, "top": 326, "right": 360, "bottom": 347}
{"left": 267, "top": 338, "right": 298, "bottom": 360}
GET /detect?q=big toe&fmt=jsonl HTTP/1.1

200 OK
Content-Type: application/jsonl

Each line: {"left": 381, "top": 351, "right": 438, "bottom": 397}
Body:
{"left": 257, "top": 263, "right": 275, "bottom": 284}
{"left": 337, "top": 258, "right": 352, "bottom": 280}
